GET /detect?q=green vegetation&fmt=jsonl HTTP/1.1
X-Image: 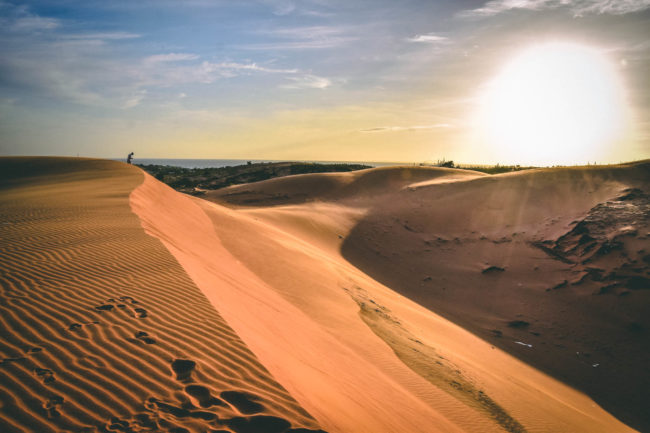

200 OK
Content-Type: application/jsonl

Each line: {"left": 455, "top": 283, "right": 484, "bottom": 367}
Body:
{"left": 139, "top": 159, "right": 537, "bottom": 195}
{"left": 137, "top": 161, "right": 372, "bottom": 195}
{"left": 428, "top": 159, "right": 535, "bottom": 174}
{"left": 456, "top": 164, "right": 536, "bottom": 174}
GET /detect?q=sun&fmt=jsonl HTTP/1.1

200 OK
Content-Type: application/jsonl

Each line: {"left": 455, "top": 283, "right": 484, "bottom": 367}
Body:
{"left": 475, "top": 42, "right": 628, "bottom": 166}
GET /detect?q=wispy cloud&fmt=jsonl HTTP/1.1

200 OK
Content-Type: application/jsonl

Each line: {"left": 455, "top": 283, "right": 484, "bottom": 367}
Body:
{"left": 144, "top": 53, "right": 200, "bottom": 64}
{"left": 122, "top": 90, "right": 147, "bottom": 109}
{"left": 62, "top": 32, "right": 141, "bottom": 41}
{"left": 264, "top": 0, "right": 297, "bottom": 15}
{"left": 0, "top": 3, "right": 311, "bottom": 108}
{"left": 407, "top": 33, "right": 449, "bottom": 44}
{"left": 0, "top": 4, "right": 61, "bottom": 33}
{"left": 259, "top": 0, "right": 335, "bottom": 17}
{"left": 132, "top": 59, "right": 300, "bottom": 87}
{"left": 359, "top": 124, "right": 452, "bottom": 133}
{"left": 576, "top": 0, "right": 650, "bottom": 15}
{"left": 239, "top": 40, "right": 347, "bottom": 49}
{"left": 241, "top": 25, "right": 353, "bottom": 50}
{"left": 213, "top": 62, "right": 298, "bottom": 73}
{"left": 10, "top": 16, "right": 60, "bottom": 31}
{"left": 280, "top": 74, "right": 331, "bottom": 89}
{"left": 0, "top": 4, "right": 138, "bottom": 42}
{"left": 262, "top": 26, "right": 341, "bottom": 38}
{"left": 460, "top": 0, "right": 650, "bottom": 18}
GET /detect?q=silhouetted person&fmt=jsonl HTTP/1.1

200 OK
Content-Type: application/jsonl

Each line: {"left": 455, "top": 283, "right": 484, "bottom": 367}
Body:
{"left": 127, "top": 152, "right": 134, "bottom": 164}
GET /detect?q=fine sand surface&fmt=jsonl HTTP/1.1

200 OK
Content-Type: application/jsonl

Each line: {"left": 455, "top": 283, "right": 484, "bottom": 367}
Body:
{"left": 209, "top": 162, "right": 649, "bottom": 432}
{"left": 1, "top": 157, "right": 646, "bottom": 433}
{"left": 0, "top": 157, "right": 323, "bottom": 433}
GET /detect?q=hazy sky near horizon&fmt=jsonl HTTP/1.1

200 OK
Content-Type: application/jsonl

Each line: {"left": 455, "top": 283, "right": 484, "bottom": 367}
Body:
{"left": 1, "top": 0, "right": 649, "bottom": 164}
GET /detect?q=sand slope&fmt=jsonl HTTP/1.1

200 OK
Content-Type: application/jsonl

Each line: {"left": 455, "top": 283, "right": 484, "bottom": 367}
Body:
{"left": 179, "top": 167, "right": 636, "bottom": 432}
{"left": 210, "top": 162, "right": 649, "bottom": 431}
{"left": 210, "top": 165, "right": 486, "bottom": 208}
{"left": 1, "top": 158, "right": 643, "bottom": 433}
{"left": 0, "top": 157, "right": 323, "bottom": 433}
{"left": 339, "top": 163, "right": 650, "bottom": 432}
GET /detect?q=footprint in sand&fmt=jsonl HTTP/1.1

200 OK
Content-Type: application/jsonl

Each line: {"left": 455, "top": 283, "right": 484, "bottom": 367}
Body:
{"left": 221, "top": 415, "right": 290, "bottom": 433}
{"left": 218, "top": 417, "right": 327, "bottom": 433}
{"left": 34, "top": 367, "right": 55, "bottom": 383}
{"left": 134, "top": 307, "right": 148, "bottom": 318}
{"left": 151, "top": 362, "right": 328, "bottom": 432}
{"left": 171, "top": 359, "right": 196, "bottom": 382}
{"left": 105, "top": 416, "right": 134, "bottom": 432}
{"left": 184, "top": 385, "right": 226, "bottom": 408}
{"left": 144, "top": 396, "right": 217, "bottom": 421}
{"left": 220, "top": 391, "right": 264, "bottom": 415}
{"left": 220, "top": 415, "right": 327, "bottom": 433}
{"left": 42, "top": 395, "right": 64, "bottom": 419}
{"left": 118, "top": 296, "right": 138, "bottom": 304}
{"left": 143, "top": 384, "right": 327, "bottom": 433}
{"left": 105, "top": 413, "right": 158, "bottom": 432}
{"left": 287, "top": 429, "right": 328, "bottom": 433}
{"left": 93, "top": 297, "right": 148, "bottom": 319}
{"left": 134, "top": 331, "right": 156, "bottom": 344}
{"left": 67, "top": 321, "right": 100, "bottom": 332}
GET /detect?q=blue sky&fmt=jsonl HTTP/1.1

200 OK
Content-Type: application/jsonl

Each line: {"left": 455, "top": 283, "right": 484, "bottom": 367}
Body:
{"left": 1, "top": 0, "right": 649, "bottom": 164}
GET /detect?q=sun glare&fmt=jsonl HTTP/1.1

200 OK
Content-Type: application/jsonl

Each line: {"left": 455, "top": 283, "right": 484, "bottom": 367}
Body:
{"left": 476, "top": 42, "right": 628, "bottom": 165}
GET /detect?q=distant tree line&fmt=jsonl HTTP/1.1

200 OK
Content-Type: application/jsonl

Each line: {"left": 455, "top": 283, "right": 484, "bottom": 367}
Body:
{"left": 424, "top": 159, "right": 534, "bottom": 174}
{"left": 137, "top": 161, "right": 372, "bottom": 195}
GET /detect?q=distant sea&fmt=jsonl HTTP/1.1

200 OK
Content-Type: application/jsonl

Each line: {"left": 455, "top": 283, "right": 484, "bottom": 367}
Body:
{"left": 114, "top": 158, "right": 406, "bottom": 169}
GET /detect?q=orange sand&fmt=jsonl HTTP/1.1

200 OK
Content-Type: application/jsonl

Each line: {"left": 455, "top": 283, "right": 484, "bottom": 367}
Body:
{"left": 0, "top": 158, "right": 322, "bottom": 433}
{"left": 1, "top": 157, "right": 645, "bottom": 433}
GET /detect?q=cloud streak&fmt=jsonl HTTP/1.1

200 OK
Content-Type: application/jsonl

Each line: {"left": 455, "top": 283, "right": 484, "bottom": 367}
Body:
{"left": 359, "top": 124, "right": 452, "bottom": 133}
{"left": 144, "top": 53, "right": 200, "bottom": 63}
{"left": 241, "top": 25, "right": 353, "bottom": 50}
{"left": 0, "top": 4, "right": 323, "bottom": 107}
{"left": 62, "top": 32, "right": 141, "bottom": 41}
{"left": 0, "top": 3, "right": 61, "bottom": 33}
{"left": 122, "top": 90, "right": 147, "bottom": 109}
{"left": 460, "top": 0, "right": 650, "bottom": 18}
{"left": 280, "top": 74, "right": 331, "bottom": 89}
{"left": 132, "top": 59, "right": 303, "bottom": 89}
{"left": 407, "top": 34, "right": 449, "bottom": 44}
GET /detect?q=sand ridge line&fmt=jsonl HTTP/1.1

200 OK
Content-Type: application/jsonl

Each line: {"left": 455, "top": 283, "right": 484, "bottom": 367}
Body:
{"left": 132, "top": 171, "right": 470, "bottom": 433}
{"left": 342, "top": 284, "right": 527, "bottom": 433}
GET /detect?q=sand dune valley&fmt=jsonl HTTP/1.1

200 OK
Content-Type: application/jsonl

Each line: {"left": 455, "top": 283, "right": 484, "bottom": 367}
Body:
{"left": 1, "top": 156, "right": 649, "bottom": 433}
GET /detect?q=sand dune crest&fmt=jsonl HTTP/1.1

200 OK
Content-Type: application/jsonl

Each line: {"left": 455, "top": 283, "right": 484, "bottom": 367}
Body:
{"left": 138, "top": 165, "right": 638, "bottom": 432}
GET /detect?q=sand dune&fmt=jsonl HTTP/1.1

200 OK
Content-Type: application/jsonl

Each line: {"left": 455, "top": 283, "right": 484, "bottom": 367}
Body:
{"left": 210, "top": 161, "right": 649, "bottom": 431}
{"left": 209, "top": 165, "right": 486, "bottom": 207}
{"left": 192, "top": 166, "right": 639, "bottom": 432}
{"left": 0, "top": 157, "right": 323, "bottom": 433}
{"left": 1, "top": 157, "right": 645, "bottom": 433}
{"left": 338, "top": 163, "right": 650, "bottom": 432}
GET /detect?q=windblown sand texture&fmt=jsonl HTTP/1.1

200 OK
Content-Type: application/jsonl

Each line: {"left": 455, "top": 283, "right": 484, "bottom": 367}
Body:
{"left": 206, "top": 163, "right": 648, "bottom": 433}
{"left": 1, "top": 157, "right": 647, "bottom": 433}
{"left": 0, "top": 157, "right": 323, "bottom": 433}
